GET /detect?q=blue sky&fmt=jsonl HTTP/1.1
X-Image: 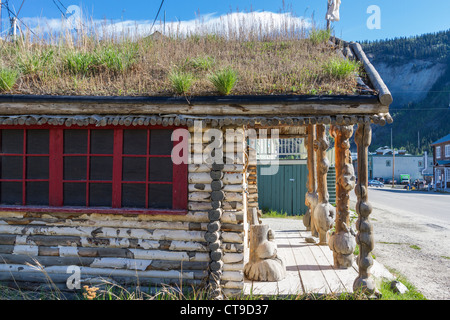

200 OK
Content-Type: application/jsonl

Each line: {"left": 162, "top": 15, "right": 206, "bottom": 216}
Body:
{"left": 2, "top": 0, "right": 450, "bottom": 41}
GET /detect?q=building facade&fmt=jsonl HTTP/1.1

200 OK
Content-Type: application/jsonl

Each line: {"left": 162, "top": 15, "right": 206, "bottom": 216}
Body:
{"left": 432, "top": 134, "right": 450, "bottom": 190}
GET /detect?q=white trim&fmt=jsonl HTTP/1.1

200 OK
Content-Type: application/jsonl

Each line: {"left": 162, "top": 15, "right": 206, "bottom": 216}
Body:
{"left": 445, "top": 144, "right": 450, "bottom": 158}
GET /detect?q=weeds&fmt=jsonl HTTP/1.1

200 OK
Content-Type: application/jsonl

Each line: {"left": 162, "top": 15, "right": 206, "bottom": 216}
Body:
{"left": 169, "top": 70, "right": 194, "bottom": 94}
{"left": 0, "top": 67, "right": 19, "bottom": 91}
{"left": 209, "top": 67, "right": 238, "bottom": 95}
{"left": 0, "top": 9, "right": 361, "bottom": 96}
{"left": 323, "top": 58, "right": 360, "bottom": 80}
{"left": 308, "top": 28, "right": 331, "bottom": 45}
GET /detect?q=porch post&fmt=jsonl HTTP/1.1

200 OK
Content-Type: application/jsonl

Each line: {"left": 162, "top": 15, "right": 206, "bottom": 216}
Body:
{"left": 313, "top": 124, "right": 335, "bottom": 245}
{"left": 353, "top": 123, "right": 376, "bottom": 295}
{"left": 329, "top": 125, "right": 356, "bottom": 268}
{"left": 303, "top": 124, "right": 318, "bottom": 237}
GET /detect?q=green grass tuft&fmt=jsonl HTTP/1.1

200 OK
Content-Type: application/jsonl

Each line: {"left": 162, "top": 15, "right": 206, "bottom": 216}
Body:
{"left": 209, "top": 67, "right": 238, "bottom": 95}
{"left": 169, "top": 70, "right": 194, "bottom": 95}
{"left": 0, "top": 68, "right": 19, "bottom": 91}
{"left": 323, "top": 58, "right": 360, "bottom": 79}
{"left": 308, "top": 28, "right": 331, "bottom": 45}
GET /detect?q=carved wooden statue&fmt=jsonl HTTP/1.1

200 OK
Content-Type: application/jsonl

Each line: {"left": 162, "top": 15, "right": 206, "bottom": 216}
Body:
{"left": 353, "top": 123, "right": 376, "bottom": 295}
{"left": 313, "top": 124, "right": 335, "bottom": 245}
{"left": 244, "top": 208, "right": 286, "bottom": 282}
{"left": 329, "top": 125, "right": 357, "bottom": 268}
{"left": 304, "top": 124, "right": 319, "bottom": 237}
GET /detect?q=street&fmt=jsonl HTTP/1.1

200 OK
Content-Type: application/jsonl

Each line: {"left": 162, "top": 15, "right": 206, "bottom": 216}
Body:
{"left": 349, "top": 187, "right": 450, "bottom": 299}
{"left": 350, "top": 187, "right": 450, "bottom": 226}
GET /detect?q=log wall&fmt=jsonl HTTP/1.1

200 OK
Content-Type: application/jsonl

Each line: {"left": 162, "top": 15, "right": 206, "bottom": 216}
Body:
{"left": 0, "top": 125, "right": 248, "bottom": 297}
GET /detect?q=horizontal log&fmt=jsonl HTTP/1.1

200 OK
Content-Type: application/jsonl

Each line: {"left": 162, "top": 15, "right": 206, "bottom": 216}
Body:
{"left": 0, "top": 273, "right": 204, "bottom": 288}
{"left": 188, "top": 164, "right": 244, "bottom": 173}
{"left": 0, "top": 254, "right": 209, "bottom": 271}
{"left": 0, "top": 224, "right": 207, "bottom": 242}
{"left": 222, "top": 271, "right": 244, "bottom": 282}
{"left": 0, "top": 264, "right": 207, "bottom": 280}
{"left": 0, "top": 98, "right": 387, "bottom": 116}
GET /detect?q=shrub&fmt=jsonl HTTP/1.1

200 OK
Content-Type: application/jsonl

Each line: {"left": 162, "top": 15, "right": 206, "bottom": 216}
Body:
{"left": 169, "top": 70, "right": 194, "bottom": 95}
{"left": 209, "top": 67, "right": 238, "bottom": 95}
{"left": 323, "top": 58, "right": 360, "bottom": 79}
{"left": 0, "top": 68, "right": 19, "bottom": 91}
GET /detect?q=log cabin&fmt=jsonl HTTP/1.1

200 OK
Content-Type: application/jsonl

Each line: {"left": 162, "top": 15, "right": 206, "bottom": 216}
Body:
{"left": 0, "top": 34, "right": 392, "bottom": 298}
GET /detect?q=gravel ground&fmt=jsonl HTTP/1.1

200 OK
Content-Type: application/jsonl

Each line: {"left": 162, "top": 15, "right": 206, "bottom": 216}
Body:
{"left": 349, "top": 199, "right": 450, "bottom": 300}
{"left": 262, "top": 198, "right": 450, "bottom": 300}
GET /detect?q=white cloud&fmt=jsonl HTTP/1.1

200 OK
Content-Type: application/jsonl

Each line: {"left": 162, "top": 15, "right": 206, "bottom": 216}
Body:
{"left": 17, "top": 10, "right": 311, "bottom": 40}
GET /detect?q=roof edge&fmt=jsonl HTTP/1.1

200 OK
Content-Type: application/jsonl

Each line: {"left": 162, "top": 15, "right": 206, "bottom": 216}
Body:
{"left": 0, "top": 93, "right": 380, "bottom": 106}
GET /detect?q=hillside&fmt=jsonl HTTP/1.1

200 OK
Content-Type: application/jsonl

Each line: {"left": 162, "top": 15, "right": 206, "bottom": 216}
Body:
{"left": 361, "top": 30, "right": 450, "bottom": 155}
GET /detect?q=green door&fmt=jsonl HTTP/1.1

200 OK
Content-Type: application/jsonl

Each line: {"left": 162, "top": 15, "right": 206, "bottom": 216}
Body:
{"left": 257, "top": 162, "right": 336, "bottom": 216}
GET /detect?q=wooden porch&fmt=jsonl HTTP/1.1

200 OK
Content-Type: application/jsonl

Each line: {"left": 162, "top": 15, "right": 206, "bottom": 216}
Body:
{"left": 243, "top": 219, "right": 360, "bottom": 297}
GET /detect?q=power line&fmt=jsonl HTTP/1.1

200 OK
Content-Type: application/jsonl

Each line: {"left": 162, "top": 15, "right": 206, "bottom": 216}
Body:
{"left": 150, "top": 0, "right": 165, "bottom": 32}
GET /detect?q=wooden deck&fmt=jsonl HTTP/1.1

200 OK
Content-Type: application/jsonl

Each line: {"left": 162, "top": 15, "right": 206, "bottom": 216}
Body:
{"left": 243, "top": 220, "right": 360, "bottom": 297}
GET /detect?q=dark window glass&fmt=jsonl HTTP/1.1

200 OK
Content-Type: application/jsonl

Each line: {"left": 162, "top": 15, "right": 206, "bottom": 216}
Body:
{"left": 90, "top": 157, "right": 113, "bottom": 181}
{"left": 26, "top": 157, "right": 49, "bottom": 179}
{"left": 122, "top": 157, "right": 146, "bottom": 181}
{"left": 149, "top": 157, "right": 173, "bottom": 182}
{"left": 123, "top": 130, "right": 147, "bottom": 155}
{"left": 150, "top": 130, "right": 172, "bottom": 155}
{"left": 64, "top": 156, "right": 87, "bottom": 180}
{"left": 26, "top": 182, "right": 49, "bottom": 205}
{"left": 63, "top": 183, "right": 86, "bottom": 206}
{"left": 89, "top": 183, "right": 112, "bottom": 207}
{"left": 148, "top": 184, "right": 172, "bottom": 209}
{"left": 1, "top": 130, "right": 23, "bottom": 154}
{"left": 64, "top": 130, "right": 87, "bottom": 154}
{"left": 122, "top": 184, "right": 146, "bottom": 208}
{"left": 27, "top": 130, "right": 49, "bottom": 154}
{"left": 1, "top": 156, "right": 22, "bottom": 179}
{"left": 91, "top": 130, "right": 113, "bottom": 154}
{"left": 0, "top": 181, "right": 22, "bottom": 205}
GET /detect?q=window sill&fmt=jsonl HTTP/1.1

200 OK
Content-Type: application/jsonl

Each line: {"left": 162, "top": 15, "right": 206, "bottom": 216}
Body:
{"left": 0, "top": 205, "right": 187, "bottom": 215}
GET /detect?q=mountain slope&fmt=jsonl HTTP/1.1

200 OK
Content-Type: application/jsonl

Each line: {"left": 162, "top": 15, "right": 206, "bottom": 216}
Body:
{"left": 361, "top": 30, "right": 450, "bottom": 154}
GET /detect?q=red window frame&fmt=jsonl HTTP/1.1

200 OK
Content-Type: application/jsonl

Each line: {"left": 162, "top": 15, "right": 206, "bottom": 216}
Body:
{"left": 0, "top": 125, "right": 188, "bottom": 215}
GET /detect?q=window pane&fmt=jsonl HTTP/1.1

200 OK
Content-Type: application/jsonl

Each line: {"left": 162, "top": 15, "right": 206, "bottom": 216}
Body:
{"left": 148, "top": 184, "right": 172, "bottom": 209}
{"left": 27, "top": 130, "right": 49, "bottom": 154}
{"left": 64, "top": 156, "right": 87, "bottom": 180}
{"left": 123, "top": 157, "right": 146, "bottom": 181}
{"left": 91, "top": 130, "right": 114, "bottom": 154}
{"left": 90, "top": 157, "right": 113, "bottom": 181}
{"left": 27, "top": 157, "right": 49, "bottom": 179}
{"left": 150, "top": 130, "right": 173, "bottom": 155}
{"left": 89, "top": 183, "right": 112, "bottom": 207}
{"left": 149, "top": 157, "right": 173, "bottom": 182}
{"left": 123, "top": 130, "right": 147, "bottom": 155}
{"left": 1, "top": 130, "right": 23, "bottom": 154}
{"left": 0, "top": 182, "right": 22, "bottom": 205}
{"left": 26, "top": 182, "right": 49, "bottom": 205}
{"left": 122, "top": 184, "right": 146, "bottom": 208}
{"left": 1, "top": 156, "right": 22, "bottom": 179}
{"left": 64, "top": 183, "right": 86, "bottom": 206}
{"left": 64, "top": 130, "right": 87, "bottom": 154}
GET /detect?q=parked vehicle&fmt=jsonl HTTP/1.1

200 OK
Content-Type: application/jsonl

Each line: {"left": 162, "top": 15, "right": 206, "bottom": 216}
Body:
{"left": 400, "top": 174, "right": 411, "bottom": 185}
{"left": 374, "top": 177, "right": 385, "bottom": 183}
{"left": 386, "top": 179, "right": 397, "bottom": 184}
{"left": 369, "top": 180, "right": 384, "bottom": 187}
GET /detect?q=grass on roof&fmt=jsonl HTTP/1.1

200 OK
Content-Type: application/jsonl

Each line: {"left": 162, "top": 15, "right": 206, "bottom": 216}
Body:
{"left": 0, "top": 21, "right": 363, "bottom": 97}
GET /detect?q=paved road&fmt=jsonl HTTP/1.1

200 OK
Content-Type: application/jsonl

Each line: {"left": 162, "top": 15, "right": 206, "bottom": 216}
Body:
{"left": 350, "top": 187, "right": 450, "bottom": 227}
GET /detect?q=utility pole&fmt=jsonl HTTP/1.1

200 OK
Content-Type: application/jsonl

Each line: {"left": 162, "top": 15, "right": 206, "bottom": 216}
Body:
{"left": 391, "top": 128, "right": 395, "bottom": 188}
{"left": 326, "top": 0, "right": 331, "bottom": 30}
